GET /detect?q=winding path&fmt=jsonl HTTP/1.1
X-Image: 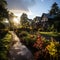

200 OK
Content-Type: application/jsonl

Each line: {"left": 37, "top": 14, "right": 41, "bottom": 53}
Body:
{"left": 9, "top": 31, "right": 33, "bottom": 60}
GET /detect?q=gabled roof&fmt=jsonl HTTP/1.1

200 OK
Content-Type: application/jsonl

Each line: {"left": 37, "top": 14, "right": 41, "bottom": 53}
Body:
{"left": 42, "top": 13, "right": 57, "bottom": 19}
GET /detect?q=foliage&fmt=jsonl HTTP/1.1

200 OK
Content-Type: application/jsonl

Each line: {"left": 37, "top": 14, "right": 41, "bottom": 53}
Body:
{"left": 0, "top": 0, "right": 7, "bottom": 7}
{"left": 39, "top": 32, "right": 60, "bottom": 37}
{"left": 33, "top": 34, "right": 48, "bottom": 60}
{"left": 20, "top": 13, "right": 29, "bottom": 28}
{"left": 45, "top": 38, "right": 60, "bottom": 60}
{"left": 18, "top": 31, "right": 36, "bottom": 46}
{"left": 49, "top": 2, "right": 60, "bottom": 15}
{"left": 33, "top": 34, "right": 44, "bottom": 49}
{"left": 0, "top": 32, "right": 11, "bottom": 60}
{"left": 19, "top": 31, "right": 28, "bottom": 37}
{"left": 46, "top": 40, "right": 57, "bottom": 56}
{"left": 54, "top": 21, "right": 60, "bottom": 32}
{"left": 0, "top": 0, "right": 8, "bottom": 21}
{"left": 0, "top": 22, "right": 5, "bottom": 29}
{"left": 33, "top": 34, "right": 60, "bottom": 60}
{"left": 47, "top": 24, "right": 55, "bottom": 32}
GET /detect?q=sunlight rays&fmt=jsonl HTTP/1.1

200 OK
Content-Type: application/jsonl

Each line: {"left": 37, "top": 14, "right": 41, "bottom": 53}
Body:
{"left": 13, "top": 17, "right": 19, "bottom": 24}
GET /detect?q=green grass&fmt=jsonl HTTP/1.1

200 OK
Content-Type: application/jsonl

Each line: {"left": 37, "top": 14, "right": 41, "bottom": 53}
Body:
{"left": 39, "top": 32, "right": 60, "bottom": 37}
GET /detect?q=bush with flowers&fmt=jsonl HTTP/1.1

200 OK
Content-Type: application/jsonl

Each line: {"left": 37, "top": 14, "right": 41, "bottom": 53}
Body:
{"left": 33, "top": 34, "right": 60, "bottom": 60}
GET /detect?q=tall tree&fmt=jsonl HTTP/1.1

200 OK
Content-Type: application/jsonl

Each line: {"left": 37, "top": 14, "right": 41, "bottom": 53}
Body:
{"left": 49, "top": 2, "right": 59, "bottom": 15}
{"left": 49, "top": 2, "right": 60, "bottom": 32}
{"left": 32, "top": 17, "right": 41, "bottom": 30}
{"left": 20, "top": 13, "right": 29, "bottom": 28}
{"left": 0, "top": 0, "right": 8, "bottom": 21}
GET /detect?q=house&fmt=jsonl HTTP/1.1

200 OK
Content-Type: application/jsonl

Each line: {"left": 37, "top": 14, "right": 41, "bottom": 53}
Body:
{"left": 34, "top": 16, "right": 41, "bottom": 23}
{"left": 41, "top": 13, "right": 57, "bottom": 28}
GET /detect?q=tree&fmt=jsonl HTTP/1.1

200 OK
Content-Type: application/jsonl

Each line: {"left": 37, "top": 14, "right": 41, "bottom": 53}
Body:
{"left": 49, "top": 2, "right": 60, "bottom": 32}
{"left": 49, "top": 2, "right": 59, "bottom": 15}
{"left": 20, "top": 13, "right": 29, "bottom": 28}
{"left": 54, "top": 10, "right": 60, "bottom": 32}
{"left": 31, "top": 17, "right": 41, "bottom": 31}
{"left": 0, "top": 22, "right": 5, "bottom": 29}
{"left": 0, "top": 0, "right": 8, "bottom": 21}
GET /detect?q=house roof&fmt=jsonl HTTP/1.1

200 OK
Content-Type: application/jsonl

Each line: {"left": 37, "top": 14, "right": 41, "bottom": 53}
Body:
{"left": 42, "top": 13, "right": 57, "bottom": 19}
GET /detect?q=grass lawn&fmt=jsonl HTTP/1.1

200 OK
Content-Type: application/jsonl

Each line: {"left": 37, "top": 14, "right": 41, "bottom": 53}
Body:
{"left": 39, "top": 32, "right": 60, "bottom": 37}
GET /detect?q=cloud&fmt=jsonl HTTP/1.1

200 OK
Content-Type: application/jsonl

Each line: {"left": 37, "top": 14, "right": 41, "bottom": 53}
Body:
{"left": 6, "top": 0, "right": 36, "bottom": 12}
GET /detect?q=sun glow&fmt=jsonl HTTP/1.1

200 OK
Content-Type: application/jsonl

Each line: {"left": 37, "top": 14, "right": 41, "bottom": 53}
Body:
{"left": 13, "top": 17, "right": 20, "bottom": 24}
{"left": 14, "top": 13, "right": 21, "bottom": 18}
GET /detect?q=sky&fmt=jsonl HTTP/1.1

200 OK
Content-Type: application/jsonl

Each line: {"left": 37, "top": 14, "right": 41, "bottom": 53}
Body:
{"left": 6, "top": 0, "right": 60, "bottom": 19}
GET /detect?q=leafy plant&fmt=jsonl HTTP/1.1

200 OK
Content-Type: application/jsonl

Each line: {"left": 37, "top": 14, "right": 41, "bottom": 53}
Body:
{"left": 0, "top": 32, "right": 11, "bottom": 60}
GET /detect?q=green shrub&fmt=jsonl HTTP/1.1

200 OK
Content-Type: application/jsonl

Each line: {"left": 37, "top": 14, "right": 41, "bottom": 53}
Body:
{"left": 0, "top": 32, "right": 11, "bottom": 60}
{"left": 19, "top": 31, "right": 28, "bottom": 37}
